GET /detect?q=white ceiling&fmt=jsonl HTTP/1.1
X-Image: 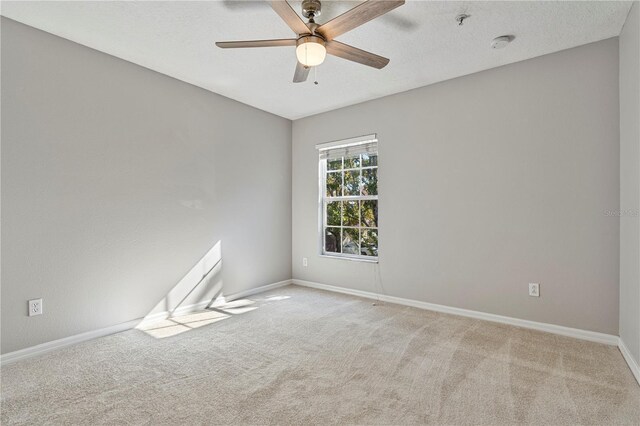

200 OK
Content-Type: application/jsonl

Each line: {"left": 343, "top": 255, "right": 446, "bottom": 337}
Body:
{"left": 1, "top": 1, "right": 632, "bottom": 120}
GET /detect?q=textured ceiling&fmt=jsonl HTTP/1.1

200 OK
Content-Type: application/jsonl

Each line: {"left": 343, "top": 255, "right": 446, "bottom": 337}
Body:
{"left": 1, "top": 1, "right": 633, "bottom": 119}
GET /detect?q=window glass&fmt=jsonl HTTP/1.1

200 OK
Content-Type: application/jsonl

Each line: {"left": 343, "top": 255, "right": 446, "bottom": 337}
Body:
{"left": 327, "top": 158, "right": 342, "bottom": 171}
{"left": 344, "top": 154, "right": 361, "bottom": 169}
{"left": 342, "top": 201, "right": 359, "bottom": 227}
{"left": 341, "top": 228, "right": 360, "bottom": 255}
{"left": 326, "top": 201, "right": 341, "bottom": 226}
{"left": 361, "top": 169, "right": 377, "bottom": 196}
{"left": 360, "top": 200, "right": 378, "bottom": 228}
{"left": 325, "top": 228, "right": 341, "bottom": 253}
{"left": 362, "top": 154, "right": 377, "bottom": 167}
{"left": 361, "top": 229, "right": 378, "bottom": 257}
{"left": 326, "top": 172, "right": 342, "bottom": 197}
{"left": 343, "top": 170, "right": 360, "bottom": 196}
{"left": 320, "top": 142, "right": 378, "bottom": 260}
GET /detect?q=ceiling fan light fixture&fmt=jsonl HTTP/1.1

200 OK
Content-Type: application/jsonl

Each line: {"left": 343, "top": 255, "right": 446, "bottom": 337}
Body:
{"left": 296, "top": 36, "right": 326, "bottom": 67}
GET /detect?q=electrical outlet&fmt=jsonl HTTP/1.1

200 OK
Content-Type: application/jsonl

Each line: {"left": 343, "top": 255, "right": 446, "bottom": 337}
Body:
{"left": 528, "top": 283, "right": 540, "bottom": 297}
{"left": 28, "top": 298, "right": 43, "bottom": 316}
{"left": 302, "top": 257, "right": 308, "bottom": 267}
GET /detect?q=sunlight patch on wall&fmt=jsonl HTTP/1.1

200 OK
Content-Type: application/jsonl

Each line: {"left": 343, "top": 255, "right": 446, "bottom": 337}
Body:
{"left": 143, "top": 240, "right": 223, "bottom": 322}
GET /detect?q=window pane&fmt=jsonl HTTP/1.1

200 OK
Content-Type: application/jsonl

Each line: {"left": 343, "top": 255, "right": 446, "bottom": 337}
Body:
{"left": 342, "top": 228, "right": 359, "bottom": 255}
{"left": 321, "top": 146, "right": 378, "bottom": 259}
{"left": 344, "top": 154, "right": 360, "bottom": 169}
{"left": 360, "top": 229, "right": 378, "bottom": 257}
{"left": 361, "top": 200, "right": 378, "bottom": 228}
{"left": 325, "top": 228, "right": 341, "bottom": 253}
{"left": 326, "top": 172, "right": 342, "bottom": 197}
{"left": 361, "top": 168, "right": 378, "bottom": 195}
{"left": 342, "top": 201, "right": 359, "bottom": 227}
{"left": 327, "top": 158, "right": 342, "bottom": 171}
{"left": 326, "top": 202, "right": 341, "bottom": 226}
{"left": 362, "top": 154, "right": 378, "bottom": 167}
{"left": 343, "top": 170, "right": 360, "bottom": 196}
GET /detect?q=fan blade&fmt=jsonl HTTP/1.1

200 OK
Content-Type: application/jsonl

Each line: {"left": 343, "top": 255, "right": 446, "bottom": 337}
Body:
{"left": 271, "top": 1, "right": 310, "bottom": 35}
{"left": 293, "top": 62, "right": 310, "bottom": 83}
{"left": 316, "top": 0, "right": 405, "bottom": 40}
{"left": 326, "top": 40, "right": 389, "bottom": 69}
{"left": 216, "top": 39, "right": 297, "bottom": 48}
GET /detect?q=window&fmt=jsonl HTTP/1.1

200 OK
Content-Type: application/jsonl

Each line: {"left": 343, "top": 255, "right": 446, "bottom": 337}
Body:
{"left": 317, "top": 135, "right": 378, "bottom": 261}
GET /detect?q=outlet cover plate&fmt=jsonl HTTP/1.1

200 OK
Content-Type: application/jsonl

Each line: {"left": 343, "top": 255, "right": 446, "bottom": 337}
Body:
{"left": 28, "top": 298, "right": 43, "bottom": 316}
{"left": 528, "top": 283, "right": 540, "bottom": 297}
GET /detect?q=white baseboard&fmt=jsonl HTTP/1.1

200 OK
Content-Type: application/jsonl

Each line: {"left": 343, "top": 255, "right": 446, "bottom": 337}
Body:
{"left": 222, "top": 279, "right": 292, "bottom": 303}
{"left": 0, "top": 279, "right": 293, "bottom": 366}
{"left": 0, "top": 318, "right": 141, "bottom": 366}
{"left": 618, "top": 338, "right": 640, "bottom": 386}
{"left": 292, "top": 279, "right": 619, "bottom": 346}
{"left": 137, "top": 300, "right": 213, "bottom": 326}
{"left": 5, "top": 277, "right": 635, "bottom": 386}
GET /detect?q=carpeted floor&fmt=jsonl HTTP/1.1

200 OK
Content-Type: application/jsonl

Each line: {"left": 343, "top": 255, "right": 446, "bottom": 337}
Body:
{"left": 2, "top": 285, "right": 639, "bottom": 425}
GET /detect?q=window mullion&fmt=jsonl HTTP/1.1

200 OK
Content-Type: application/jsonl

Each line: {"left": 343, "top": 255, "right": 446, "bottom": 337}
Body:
{"left": 326, "top": 195, "right": 377, "bottom": 202}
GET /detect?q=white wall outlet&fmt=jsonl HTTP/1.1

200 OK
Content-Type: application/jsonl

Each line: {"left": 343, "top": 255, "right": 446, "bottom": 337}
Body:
{"left": 302, "top": 257, "right": 308, "bottom": 267}
{"left": 528, "top": 283, "right": 540, "bottom": 297}
{"left": 28, "top": 298, "right": 43, "bottom": 316}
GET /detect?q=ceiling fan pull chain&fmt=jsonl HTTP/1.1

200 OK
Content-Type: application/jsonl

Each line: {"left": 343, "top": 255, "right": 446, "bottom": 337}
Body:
{"left": 314, "top": 66, "right": 319, "bottom": 85}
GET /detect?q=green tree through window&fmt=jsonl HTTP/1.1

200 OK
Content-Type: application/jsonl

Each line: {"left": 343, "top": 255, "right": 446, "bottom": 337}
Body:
{"left": 321, "top": 147, "right": 378, "bottom": 259}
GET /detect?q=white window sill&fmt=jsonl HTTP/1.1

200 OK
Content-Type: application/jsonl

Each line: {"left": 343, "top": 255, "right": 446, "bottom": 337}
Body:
{"left": 319, "top": 254, "right": 379, "bottom": 264}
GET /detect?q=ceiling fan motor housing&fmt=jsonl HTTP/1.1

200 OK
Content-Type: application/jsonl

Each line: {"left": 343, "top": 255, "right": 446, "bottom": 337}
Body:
{"left": 296, "top": 35, "right": 325, "bottom": 49}
{"left": 302, "top": 0, "right": 322, "bottom": 19}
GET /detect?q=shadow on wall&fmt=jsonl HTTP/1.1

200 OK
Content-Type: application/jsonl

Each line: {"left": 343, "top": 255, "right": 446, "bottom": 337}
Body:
{"left": 134, "top": 240, "right": 292, "bottom": 339}
{"left": 141, "top": 241, "right": 224, "bottom": 323}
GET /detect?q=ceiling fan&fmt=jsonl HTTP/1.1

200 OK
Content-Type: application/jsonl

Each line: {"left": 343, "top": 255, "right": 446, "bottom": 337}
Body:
{"left": 216, "top": 0, "right": 405, "bottom": 83}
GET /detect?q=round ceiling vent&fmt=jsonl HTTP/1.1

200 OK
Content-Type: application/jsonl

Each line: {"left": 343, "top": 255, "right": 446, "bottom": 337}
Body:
{"left": 491, "top": 35, "right": 514, "bottom": 49}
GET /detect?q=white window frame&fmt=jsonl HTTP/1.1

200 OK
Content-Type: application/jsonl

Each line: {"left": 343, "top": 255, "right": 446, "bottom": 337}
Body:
{"left": 317, "top": 134, "right": 379, "bottom": 262}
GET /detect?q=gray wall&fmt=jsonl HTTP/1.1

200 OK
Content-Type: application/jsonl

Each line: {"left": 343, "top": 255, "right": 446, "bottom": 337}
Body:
{"left": 293, "top": 38, "right": 620, "bottom": 335}
{"left": 619, "top": 1, "right": 640, "bottom": 364}
{"left": 1, "top": 18, "right": 292, "bottom": 354}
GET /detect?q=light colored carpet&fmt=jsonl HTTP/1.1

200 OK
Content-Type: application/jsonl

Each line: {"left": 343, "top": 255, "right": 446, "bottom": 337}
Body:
{"left": 2, "top": 285, "right": 639, "bottom": 425}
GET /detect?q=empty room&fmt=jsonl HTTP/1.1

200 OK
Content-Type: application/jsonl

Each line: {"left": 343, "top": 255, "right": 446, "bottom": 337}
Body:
{"left": 1, "top": 0, "right": 639, "bottom": 424}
